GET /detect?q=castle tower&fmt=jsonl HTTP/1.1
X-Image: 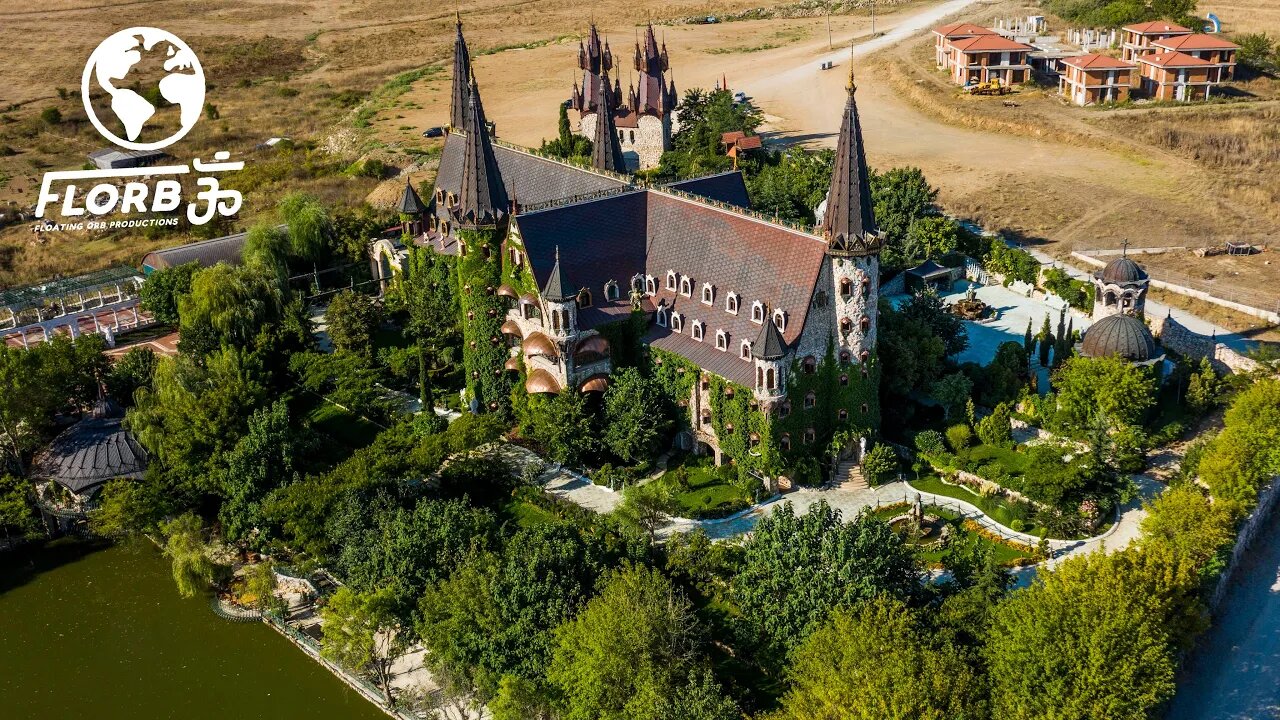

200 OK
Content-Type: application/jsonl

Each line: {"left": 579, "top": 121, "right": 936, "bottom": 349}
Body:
{"left": 632, "top": 23, "right": 675, "bottom": 116}
{"left": 752, "top": 316, "right": 787, "bottom": 403}
{"left": 819, "top": 66, "right": 883, "bottom": 364}
{"left": 1091, "top": 246, "right": 1149, "bottom": 321}
{"left": 591, "top": 64, "right": 626, "bottom": 173}
{"left": 571, "top": 24, "right": 615, "bottom": 115}
{"left": 540, "top": 246, "right": 578, "bottom": 340}
{"left": 454, "top": 73, "right": 509, "bottom": 229}
{"left": 396, "top": 177, "right": 427, "bottom": 237}
{"left": 449, "top": 14, "right": 471, "bottom": 132}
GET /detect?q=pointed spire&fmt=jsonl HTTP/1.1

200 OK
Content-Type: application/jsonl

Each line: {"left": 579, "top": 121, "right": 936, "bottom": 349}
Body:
{"left": 449, "top": 14, "right": 472, "bottom": 131}
{"left": 456, "top": 73, "right": 509, "bottom": 228}
{"left": 592, "top": 64, "right": 626, "bottom": 173}
{"left": 542, "top": 246, "right": 576, "bottom": 301}
{"left": 396, "top": 176, "right": 427, "bottom": 215}
{"left": 820, "top": 55, "right": 879, "bottom": 256}
{"left": 753, "top": 317, "right": 786, "bottom": 360}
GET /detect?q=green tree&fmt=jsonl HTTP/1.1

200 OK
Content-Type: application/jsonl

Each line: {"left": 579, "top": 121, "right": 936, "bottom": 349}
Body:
{"left": 930, "top": 372, "right": 972, "bottom": 420}
{"left": 396, "top": 246, "right": 461, "bottom": 406}
{"left": 871, "top": 166, "right": 938, "bottom": 248}
{"left": 0, "top": 474, "right": 38, "bottom": 544}
{"left": 279, "top": 192, "right": 332, "bottom": 261}
{"left": 491, "top": 675, "right": 553, "bottom": 720}
{"left": 1023, "top": 318, "right": 1034, "bottom": 356}
{"left": 325, "top": 289, "right": 382, "bottom": 356}
{"left": 1051, "top": 355, "right": 1158, "bottom": 434}
{"left": 773, "top": 597, "right": 987, "bottom": 720}
{"left": 862, "top": 443, "right": 898, "bottom": 485}
{"left": 540, "top": 103, "right": 593, "bottom": 162}
{"left": 241, "top": 222, "right": 290, "bottom": 283}
{"left": 1141, "top": 483, "right": 1236, "bottom": 583}
{"left": 159, "top": 512, "right": 214, "bottom": 598}
{"left": 946, "top": 423, "right": 973, "bottom": 452}
{"left": 215, "top": 399, "right": 298, "bottom": 541}
{"left": 139, "top": 261, "right": 199, "bottom": 326}
{"left": 178, "top": 264, "right": 284, "bottom": 351}
{"left": 1183, "top": 357, "right": 1220, "bottom": 415}
{"left": 731, "top": 501, "right": 919, "bottom": 657}
{"left": 40, "top": 107, "right": 62, "bottom": 125}
{"left": 321, "top": 585, "right": 403, "bottom": 706}
{"left": 90, "top": 475, "right": 168, "bottom": 537}
{"left": 1037, "top": 314, "right": 1053, "bottom": 367}
{"left": 244, "top": 560, "right": 286, "bottom": 616}
{"left": 527, "top": 390, "right": 599, "bottom": 467}
{"left": 615, "top": 480, "right": 677, "bottom": 541}
{"left": 603, "top": 367, "right": 670, "bottom": 464}
{"left": 547, "top": 564, "right": 733, "bottom": 720}
{"left": 1236, "top": 32, "right": 1278, "bottom": 73}
{"left": 1197, "top": 378, "right": 1280, "bottom": 507}
{"left": 984, "top": 548, "right": 1197, "bottom": 720}
{"left": 899, "top": 288, "right": 968, "bottom": 357}
{"left": 976, "top": 402, "right": 1013, "bottom": 446}
{"left": 106, "top": 346, "right": 157, "bottom": 406}
{"left": 902, "top": 215, "right": 960, "bottom": 265}
{"left": 747, "top": 147, "right": 834, "bottom": 224}
{"left": 0, "top": 334, "right": 107, "bottom": 473}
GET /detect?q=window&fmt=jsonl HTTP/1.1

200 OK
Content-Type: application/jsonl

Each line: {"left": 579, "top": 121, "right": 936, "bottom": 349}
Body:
{"left": 577, "top": 288, "right": 592, "bottom": 309}
{"left": 804, "top": 391, "right": 816, "bottom": 409}
{"left": 749, "top": 432, "right": 760, "bottom": 448}
{"left": 740, "top": 340, "right": 751, "bottom": 359}
{"left": 773, "top": 309, "right": 786, "bottom": 332}
{"left": 679, "top": 277, "right": 692, "bottom": 297}
{"left": 860, "top": 349, "right": 870, "bottom": 363}
{"left": 765, "top": 367, "right": 776, "bottom": 390}
{"left": 840, "top": 374, "right": 849, "bottom": 387}
{"left": 780, "top": 433, "right": 792, "bottom": 451}
{"left": 840, "top": 317, "right": 853, "bottom": 333}
{"left": 815, "top": 290, "right": 828, "bottom": 307}
{"left": 724, "top": 423, "right": 735, "bottom": 435}
{"left": 840, "top": 277, "right": 853, "bottom": 297}
{"left": 751, "top": 301, "right": 764, "bottom": 324}
{"left": 458, "top": 239, "right": 467, "bottom": 257}
{"left": 804, "top": 428, "right": 816, "bottom": 444}
{"left": 779, "top": 401, "right": 791, "bottom": 418}
{"left": 862, "top": 277, "right": 871, "bottom": 297}
{"left": 702, "top": 283, "right": 715, "bottom": 305}
{"left": 701, "top": 409, "right": 712, "bottom": 425}
{"left": 860, "top": 315, "right": 871, "bottom": 333}
{"left": 691, "top": 321, "right": 704, "bottom": 341}
{"left": 646, "top": 275, "right": 657, "bottom": 295}
{"left": 482, "top": 244, "right": 492, "bottom": 259}
{"left": 716, "top": 331, "right": 728, "bottom": 351}
{"left": 656, "top": 305, "right": 668, "bottom": 328}
{"left": 726, "top": 293, "right": 739, "bottom": 314}
{"left": 605, "top": 280, "right": 619, "bottom": 301}
{"left": 671, "top": 312, "right": 683, "bottom": 332}
{"left": 840, "top": 349, "right": 852, "bottom": 363}
{"left": 629, "top": 130, "right": 636, "bottom": 143}
{"left": 838, "top": 409, "right": 849, "bottom": 421}
{"left": 666, "top": 271, "right": 677, "bottom": 291}
{"left": 803, "top": 356, "right": 816, "bottom": 374}
{"left": 435, "top": 189, "right": 444, "bottom": 203}
{"left": 510, "top": 247, "right": 523, "bottom": 266}
{"left": 862, "top": 403, "right": 870, "bottom": 415}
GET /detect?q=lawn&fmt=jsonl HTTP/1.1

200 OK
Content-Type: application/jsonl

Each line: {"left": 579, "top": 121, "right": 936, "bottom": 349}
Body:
{"left": 874, "top": 501, "right": 1035, "bottom": 568}
{"left": 298, "top": 391, "right": 383, "bottom": 457}
{"left": 659, "top": 454, "right": 750, "bottom": 519}
{"left": 968, "top": 444, "right": 1029, "bottom": 476}
{"left": 499, "top": 498, "right": 559, "bottom": 529}
{"left": 909, "top": 473, "right": 1041, "bottom": 537}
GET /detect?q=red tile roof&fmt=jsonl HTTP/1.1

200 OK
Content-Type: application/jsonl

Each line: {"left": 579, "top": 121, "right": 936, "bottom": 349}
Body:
{"left": 1062, "top": 53, "right": 1135, "bottom": 70}
{"left": 949, "top": 35, "right": 1034, "bottom": 53}
{"left": 1139, "top": 50, "right": 1213, "bottom": 68}
{"left": 720, "top": 131, "right": 746, "bottom": 144}
{"left": 1153, "top": 33, "right": 1241, "bottom": 51}
{"left": 1123, "top": 20, "right": 1193, "bottom": 34}
{"left": 933, "top": 22, "right": 1000, "bottom": 38}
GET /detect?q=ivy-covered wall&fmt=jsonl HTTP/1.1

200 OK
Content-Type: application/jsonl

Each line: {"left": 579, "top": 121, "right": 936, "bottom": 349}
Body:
{"left": 648, "top": 347, "right": 699, "bottom": 426}
{"left": 774, "top": 341, "right": 880, "bottom": 464}
{"left": 595, "top": 311, "right": 648, "bottom": 369}
{"left": 706, "top": 374, "right": 778, "bottom": 479}
{"left": 456, "top": 227, "right": 514, "bottom": 417}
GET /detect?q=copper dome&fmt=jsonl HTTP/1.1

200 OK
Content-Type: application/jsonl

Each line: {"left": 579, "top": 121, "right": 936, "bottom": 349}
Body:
{"left": 1080, "top": 314, "right": 1159, "bottom": 362}
{"left": 580, "top": 375, "right": 609, "bottom": 393}
{"left": 525, "top": 368, "right": 562, "bottom": 394}
{"left": 1100, "top": 257, "right": 1148, "bottom": 284}
{"left": 500, "top": 319, "right": 524, "bottom": 337}
{"left": 523, "top": 332, "right": 559, "bottom": 359}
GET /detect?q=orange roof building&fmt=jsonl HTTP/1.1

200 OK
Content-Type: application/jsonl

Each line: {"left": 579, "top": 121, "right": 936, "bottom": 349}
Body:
{"left": 1151, "top": 33, "right": 1239, "bottom": 81}
{"left": 1136, "top": 51, "right": 1216, "bottom": 101}
{"left": 1059, "top": 54, "right": 1135, "bottom": 106}
{"left": 945, "top": 35, "right": 1035, "bottom": 86}
{"left": 932, "top": 23, "right": 1000, "bottom": 69}
{"left": 1120, "top": 20, "right": 1193, "bottom": 61}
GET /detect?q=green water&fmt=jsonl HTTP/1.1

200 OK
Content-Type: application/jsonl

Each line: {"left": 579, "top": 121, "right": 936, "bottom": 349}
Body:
{"left": 0, "top": 539, "right": 387, "bottom": 720}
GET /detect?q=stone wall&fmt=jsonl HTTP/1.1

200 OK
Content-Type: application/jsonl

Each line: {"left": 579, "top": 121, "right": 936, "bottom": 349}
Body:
{"left": 1157, "top": 315, "right": 1262, "bottom": 375}
{"left": 577, "top": 112, "right": 670, "bottom": 170}
{"left": 1208, "top": 474, "right": 1280, "bottom": 612}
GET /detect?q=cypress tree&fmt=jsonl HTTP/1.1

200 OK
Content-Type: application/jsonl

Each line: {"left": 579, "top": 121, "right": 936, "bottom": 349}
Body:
{"left": 1038, "top": 314, "right": 1053, "bottom": 367}
{"left": 1024, "top": 317, "right": 1034, "bottom": 356}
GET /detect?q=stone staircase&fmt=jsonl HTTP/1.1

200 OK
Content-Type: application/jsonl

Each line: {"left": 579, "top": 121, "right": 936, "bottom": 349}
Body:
{"left": 835, "top": 460, "right": 868, "bottom": 492}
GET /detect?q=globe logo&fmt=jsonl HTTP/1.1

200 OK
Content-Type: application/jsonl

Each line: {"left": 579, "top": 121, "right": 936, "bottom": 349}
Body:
{"left": 80, "top": 27, "right": 205, "bottom": 151}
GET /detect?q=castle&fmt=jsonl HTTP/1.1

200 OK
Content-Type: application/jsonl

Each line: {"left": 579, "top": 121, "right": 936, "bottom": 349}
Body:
{"left": 371, "top": 18, "right": 883, "bottom": 486}
{"left": 569, "top": 23, "right": 678, "bottom": 170}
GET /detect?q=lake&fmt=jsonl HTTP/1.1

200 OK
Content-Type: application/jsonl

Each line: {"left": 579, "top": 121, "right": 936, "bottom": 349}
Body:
{"left": 0, "top": 539, "right": 386, "bottom": 720}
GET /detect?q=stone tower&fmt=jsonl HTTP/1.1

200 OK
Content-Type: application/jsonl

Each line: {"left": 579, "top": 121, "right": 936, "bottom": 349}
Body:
{"left": 752, "top": 317, "right": 787, "bottom": 404}
{"left": 818, "top": 68, "right": 883, "bottom": 365}
{"left": 1091, "top": 250, "right": 1150, "bottom": 321}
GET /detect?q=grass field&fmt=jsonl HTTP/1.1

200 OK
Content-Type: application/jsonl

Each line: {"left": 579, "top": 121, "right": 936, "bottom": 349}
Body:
{"left": 909, "top": 472, "right": 1041, "bottom": 536}
{"left": 659, "top": 453, "right": 751, "bottom": 519}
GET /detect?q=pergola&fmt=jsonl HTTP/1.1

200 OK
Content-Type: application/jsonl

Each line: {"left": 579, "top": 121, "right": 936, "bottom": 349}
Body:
{"left": 0, "top": 266, "right": 145, "bottom": 346}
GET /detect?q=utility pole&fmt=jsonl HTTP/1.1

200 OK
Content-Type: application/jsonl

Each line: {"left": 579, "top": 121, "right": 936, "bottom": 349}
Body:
{"left": 827, "top": 2, "right": 833, "bottom": 49}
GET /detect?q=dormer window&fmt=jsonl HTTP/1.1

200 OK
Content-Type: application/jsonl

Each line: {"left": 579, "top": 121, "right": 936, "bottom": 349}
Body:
{"left": 716, "top": 330, "right": 728, "bottom": 351}
{"left": 679, "top": 277, "right": 693, "bottom": 297}
{"left": 740, "top": 340, "right": 752, "bottom": 360}
{"left": 435, "top": 189, "right": 444, "bottom": 203}
{"left": 691, "top": 321, "right": 704, "bottom": 341}
{"left": 604, "top": 280, "right": 620, "bottom": 301}
{"left": 860, "top": 316, "right": 872, "bottom": 333}
{"left": 701, "top": 283, "right": 715, "bottom": 305}
{"left": 577, "top": 288, "right": 592, "bottom": 309}
{"left": 751, "top": 301, "right": 764, "bottom": 324}
{"left": 458, "top": 239, "right": 467, "bottom": 257}
{"left": 726, "top": 293, "right": 739, "bottom": 315}
{"left": 773, "top": 309, "right": 786, "bottom": 332}
{"left": 671, "top": 312, "right": 684, "bottom": 332}
{"left": 510, "top": 248, "right": 523, "bottom": 266}
{"left": 666, "top": 271, "right": 677, "bottom": 291}
{"left": 656, "top": 305, "right": 668, "bottom": 328}
{"left": 646, "top": 275, "right": 657, "bottom": 295}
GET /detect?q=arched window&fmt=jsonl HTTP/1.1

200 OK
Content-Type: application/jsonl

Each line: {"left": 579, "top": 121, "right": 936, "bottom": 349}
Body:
{"left": 435, "top": 189, "right": 444, "bottom": 203}
{"left": 804, "top": 428, "right": 816, "bottom": 444}
{"left": 726, "top": 293, "right": 740, "bottom": 314}
{"left": 679, "top": 277, "right": 693, "bottom": 297}
{"left": 815, "top": 290, "right": 828, "bottom": 307}
{"left": 740, "top": 340, "right": 751, "bottom": 359}
{"left": 458, "top": 239, "right": 467, "bottom": 257}
{"left": 666, "top": 271, "right": 678, "bottom": 291}
{"left": 766, "top": 367, "right": 776, "bottom": 390}
{"left": 839, "top": 349, "right": 852, "bottom": 363}
{"left": 840, "top": 317, "right": 853, "bottom": 333}
{"left": 804, "top": 391, "right": 816, "bottom": 409}
{"left": 716, "top": 331, "right": 728, "bottom": 351}
{"left": 840, "top": 277, "right": 853, "bottom": 297}
{"left": 701, "top": 409, "right": 712, "bottom": 425}
{"left": 671, "top": 312, "right": 683, "bottom": 332}
{"left": 577, "top": 288, "right": 592, "bottom": 309}
{"left": 656, "top": 306, "right": 668, "bottom": 328}
{"left": 860, "top": 349, "right": 871, "bottom": 363}
{"left": 605, "top": 280, "right": 619, "bottom": 301}
{"left": 860, "top": 315, "right": 871, "bottom": 333}
{"left": 840, "top": 374, "right": 849, "bottom": 387}
{"left": 630, "top": 130, "right": 636, "bottom": 143}
{"left": 691, "top": 321, "right": 704, "bottom": 341}
{"left": 749, "top": 432, "right": 760, "bottom": 449}
{"left": 861, "top": 276, "right": 871, "bottom": 297}
{"left": 551, "top": 309, "right": 562, "bottom": 333}
{"left": 803, "top": 356, "right": 817, "bottom": 374}
{"left": 838, "top": 408, "right": 849, "bottom": 421}
{"left": 510, "top": 247, "right": 523, "bottom": 266}
{"left": 646, "top": 275, "right": 657, "bottom": 295}
{"left": 751, "top": 301, "right": 764, "bottom": 324}
{"left": 862, "top": 403, "right": 870, "bottom": 415}
{"left": 702, "top": 283, "right": 715, "bottom": 305}
{"left": 780, "top": 433, "right": 792, "bottom": 451}
{"left": 773, "top": 309, "right": 786, "bottom": 332}
{"left": 780, "top": 401, "right": 791, "bottom": 418}
{"left": 482, "top": 244, "right": 492, "bottom": 259}
{"left": 724, "top": 423, "right": 735, "bottom": 435}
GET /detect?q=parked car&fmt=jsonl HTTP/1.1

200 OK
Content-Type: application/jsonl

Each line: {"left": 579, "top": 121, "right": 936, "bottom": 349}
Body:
{"left": 422, "top": 126, "right": 445, "bottom": 138}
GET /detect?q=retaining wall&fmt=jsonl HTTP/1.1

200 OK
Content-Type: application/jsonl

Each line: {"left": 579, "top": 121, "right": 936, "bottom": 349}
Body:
{"left": 1208, "top": 475, "right": 1280, "bottom": 612}
{"left": 1157, "top": 315, "right": 1262, "bottom": 375}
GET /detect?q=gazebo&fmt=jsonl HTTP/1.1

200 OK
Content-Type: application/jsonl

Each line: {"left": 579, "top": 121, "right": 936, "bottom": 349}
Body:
{"left": 904, "top": 259, "right": 954, "bottom": 294}
{"left": 32, "top": 400, "right": 148, "bottom": 521}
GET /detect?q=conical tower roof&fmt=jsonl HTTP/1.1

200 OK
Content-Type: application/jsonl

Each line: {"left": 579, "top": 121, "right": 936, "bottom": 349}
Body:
{"left": 592, "top": 65, "right": 627, "bottom": 173}
{"left": 820, "top": 64, "right": 879, "bottom": 256}
{"left": 456, "top": 73, "right": 509, "bottom": 227}
{"left": 753, "top": 317, "right": 786, "bottom": 360}
{"left": 396, "top": 177, "right": 427, "bottom": 215}
{"left": 542, "top": 246, "right": 576, "bottom": 301}
{"left": 449, "top": 14, "right": 471, "bottom": 131}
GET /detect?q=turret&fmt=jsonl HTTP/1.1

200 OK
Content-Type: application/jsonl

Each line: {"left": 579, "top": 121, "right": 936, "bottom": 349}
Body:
{"left": 541, "top": 246, "right": 577, "bottom": 339}
{"left": 752, "top": 317, "right": 787, "bottom": 402}
{"left": 591, "top": 65, "right": 626, "bottom": 173}
{"left": 454, "top": 73, "right": 509, "bottom": 229}
{"left": 396, "top": 177, "right": 427, "bottom": 236}
{"left": 449, "top": 13, "right": 471, "bottom": 132}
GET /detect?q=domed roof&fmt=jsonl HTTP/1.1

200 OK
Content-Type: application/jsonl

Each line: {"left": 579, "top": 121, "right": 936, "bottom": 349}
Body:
{"left": 1100, "top": 256, "right": 1148, "bottom": 284}
{"left": 1080, "top": 314, "right": 1159, "bottom": 362}
{"left": 33, "top": 410, "right": 148, "bottom": 496}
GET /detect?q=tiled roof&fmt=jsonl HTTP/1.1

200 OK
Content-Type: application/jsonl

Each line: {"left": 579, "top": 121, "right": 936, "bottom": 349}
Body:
{"left": 666, "top": 171, "right": 751, "bottom": 209}
{"left": 753, "top": 318, "right": 786, "bottom": 360}
{"left": 950, "top": 35, "right": 1034, "bottom": 52}
{"left": 450, "top": 17, "right": 471, "bottom": 130}
{"left": 33, "top": 413, "right": 148, "bottom": 495}
{"left": 455, "top": 75, "right": 509, "bottom": 226}
{"left": 933, "top": 22, "right": 1000, "bottom": 37}
{"left": 397, "top": 178, "right": 428, "bottom": 214}
{"left": 1139, "top": 50, "right": 1213, "bottom": 68}
{"left": 141, "top": 230, "right": 251, "bottom": 270}
{"left": 591, "top": 63, "right": 627, "bottom": 172}
{"left": 1123, "top": 20, "right": 1192, "bottom": 34}
{"left": 1080, "top": 313, "right": 1159, "bottom": 362}
{"left": 1153, "top": 33, "right": 1240, "bottom": 51}
{"left": 1062, "top": 53, "right": 1134, "bottom": 70}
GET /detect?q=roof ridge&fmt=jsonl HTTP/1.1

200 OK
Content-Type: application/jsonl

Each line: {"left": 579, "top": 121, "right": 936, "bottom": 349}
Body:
{"left": 490, "top": 135, "right": 634, "bottom": 184}
{"left": 649, "top": 184, "right": 825, "bottom": 241}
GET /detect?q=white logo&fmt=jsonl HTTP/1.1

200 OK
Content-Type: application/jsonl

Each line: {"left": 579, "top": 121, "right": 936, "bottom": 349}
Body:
{"left": 81, "top": 27, "right": 206, "bottom": 151}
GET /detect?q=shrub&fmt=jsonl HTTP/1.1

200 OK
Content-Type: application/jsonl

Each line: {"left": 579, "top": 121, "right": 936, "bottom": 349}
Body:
{"left": 40, "top": 107, "right": 61, "bottom": 125}
{"left": 914, "top": 429, "right": 946, "bottom": 456}
{"left": 946, "top": 424, "right": 973, "bottom": 453}
{"left": 1009, "top": 518, "right": 1026, "bottom": 533}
